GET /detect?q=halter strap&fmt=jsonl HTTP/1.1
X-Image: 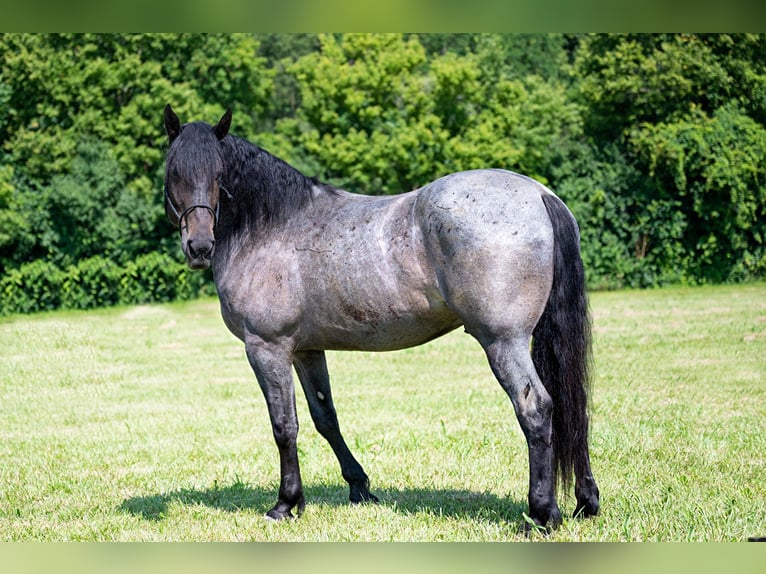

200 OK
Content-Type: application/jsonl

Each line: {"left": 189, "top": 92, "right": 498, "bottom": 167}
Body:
{"left": 164, "top": 185, "right": 220, "bottom": 233}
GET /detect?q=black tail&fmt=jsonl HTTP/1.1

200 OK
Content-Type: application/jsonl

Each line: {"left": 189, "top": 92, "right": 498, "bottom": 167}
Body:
{"left": 532, "top": 193, "right": 592, "bottom": 493}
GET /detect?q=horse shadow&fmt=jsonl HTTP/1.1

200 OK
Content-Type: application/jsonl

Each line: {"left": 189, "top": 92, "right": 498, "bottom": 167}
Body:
{"left": 119, "top": 479, "right": 529, "bottom": 530}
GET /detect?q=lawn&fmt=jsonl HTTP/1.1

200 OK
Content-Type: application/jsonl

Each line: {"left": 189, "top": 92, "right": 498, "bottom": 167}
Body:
{"left": 0, "top": 283, "right": 764, "bottom": 541}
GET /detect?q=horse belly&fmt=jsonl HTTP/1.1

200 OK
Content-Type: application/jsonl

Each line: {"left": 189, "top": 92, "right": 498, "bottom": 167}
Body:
{"left": 302, "top": 247, "right": 463, "bottom": 351}
{"left": 299, "top": 196, "right": 462, "bottom": 352}
{"left": 306, "top": 300, "right": 462, "bottom": 352}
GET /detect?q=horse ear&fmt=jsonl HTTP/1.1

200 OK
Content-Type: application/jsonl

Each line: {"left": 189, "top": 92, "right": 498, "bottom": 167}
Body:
{"left": 214, "top": 108, "right": 232, "bottom": 140}
{"left": 164, "top": 104, "right": 181, "bottom": 143}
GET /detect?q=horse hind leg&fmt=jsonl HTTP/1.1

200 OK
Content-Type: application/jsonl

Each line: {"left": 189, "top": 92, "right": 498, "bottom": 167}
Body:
{"left": 574, "top": 449, "right": 599, "bottom": 518}
{"left": 293, "top": 350, "right": 378, "bottom": 504}
{"left": 482, "top": 335, "right": 562, "bottom": 531}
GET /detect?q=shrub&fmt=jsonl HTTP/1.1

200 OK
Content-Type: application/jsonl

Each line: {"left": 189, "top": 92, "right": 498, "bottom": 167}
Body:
{"left": 1, "top": 251, "right": 213, "bottom": 316}
{"left": 118, "top": 252, "right": 209, "bottom": 305}
{"left": 60, "top": 256, "right": 122, "bottom": 310}
{"left": 0, "top": 259, "right": 65, "bottom": 315}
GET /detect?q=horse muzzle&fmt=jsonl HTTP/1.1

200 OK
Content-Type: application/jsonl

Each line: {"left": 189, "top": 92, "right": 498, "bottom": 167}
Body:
{"left": 184, "top": 235, "right": 216, "bottom": 269}
{"left": 177, "top": 204, "right": 217, "bottom": 270}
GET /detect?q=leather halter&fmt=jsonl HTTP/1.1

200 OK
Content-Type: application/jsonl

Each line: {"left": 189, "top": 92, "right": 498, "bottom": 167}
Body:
{"left": 164, "top": 185, "right": 219, "bottom": 234}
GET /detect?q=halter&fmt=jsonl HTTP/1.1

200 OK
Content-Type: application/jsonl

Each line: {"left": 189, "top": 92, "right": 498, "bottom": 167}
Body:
{"left": 164, "top": 185, "right": 220, "bottom": 234}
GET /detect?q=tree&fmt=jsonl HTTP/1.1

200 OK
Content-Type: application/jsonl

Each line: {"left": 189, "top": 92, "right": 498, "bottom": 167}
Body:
{"left": 272, "top": 33, "right": 583, "bottom": 194}
{"left": 573, "top": 33, "right": 766, "bottom": 284}
{"left": 0, "top": 33, "right": 273, "bottom": 273}
{"left": 275, "top": 33, "right": 447, "bottom": 193}
{"left": 631, "top": 105, "right": 766, "bottom": 282}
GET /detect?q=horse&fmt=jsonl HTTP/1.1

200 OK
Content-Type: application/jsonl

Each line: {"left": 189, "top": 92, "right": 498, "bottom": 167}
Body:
{"left": 161, "top": 105, "right": 600, "bottom": 530}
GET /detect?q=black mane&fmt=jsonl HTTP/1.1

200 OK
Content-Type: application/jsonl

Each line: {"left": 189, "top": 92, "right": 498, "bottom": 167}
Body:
{"left": 218, "top": 135, "right": 331, "bottom": 237}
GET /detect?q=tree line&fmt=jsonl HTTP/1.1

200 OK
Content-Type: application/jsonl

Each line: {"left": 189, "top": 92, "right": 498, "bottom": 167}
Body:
{"left": 1, "top": 33, "right": 765, "bottom": 314}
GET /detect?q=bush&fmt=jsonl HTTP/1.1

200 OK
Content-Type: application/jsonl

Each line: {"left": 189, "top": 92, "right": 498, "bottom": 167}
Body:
{"left": 0, "top": 252, "right": 213, "bottom": 316}
{"left": 0, "top": 259, "right": 65, "bottom": 314}
{"left": 118, "top": 252, "right": 210, "bottom": 306}
{"left": 61, "top": 256, "right": 122, "bottom": 310}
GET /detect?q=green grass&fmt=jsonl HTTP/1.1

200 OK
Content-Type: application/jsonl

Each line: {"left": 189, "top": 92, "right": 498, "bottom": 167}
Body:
{"left": 0, "top": 283, "right": 764, "bottom": 541}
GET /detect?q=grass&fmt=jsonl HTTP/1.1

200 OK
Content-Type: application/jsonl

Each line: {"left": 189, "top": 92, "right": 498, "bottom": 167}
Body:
{"left": 0, "top": 283, "right": 764, "bottom": 541}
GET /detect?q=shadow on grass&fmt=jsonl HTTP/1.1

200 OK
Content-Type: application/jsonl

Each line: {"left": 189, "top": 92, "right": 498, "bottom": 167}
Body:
{"left": 119, "top": 479, "right": 528, "bottom": 528}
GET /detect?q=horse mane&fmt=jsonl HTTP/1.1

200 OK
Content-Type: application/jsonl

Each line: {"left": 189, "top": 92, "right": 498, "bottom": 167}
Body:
{"left": 218, "top": 135, "right": 333, "bottom": 236}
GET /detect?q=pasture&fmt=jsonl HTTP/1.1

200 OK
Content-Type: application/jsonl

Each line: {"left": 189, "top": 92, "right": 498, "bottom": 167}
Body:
{"left": 0, "top": 283, "right": 764, "bottom": 541}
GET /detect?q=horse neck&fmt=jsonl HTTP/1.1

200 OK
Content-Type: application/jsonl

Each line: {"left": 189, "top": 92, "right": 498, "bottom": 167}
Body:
{"left": 216, "top": 136, "right": 316, "bottom": 243}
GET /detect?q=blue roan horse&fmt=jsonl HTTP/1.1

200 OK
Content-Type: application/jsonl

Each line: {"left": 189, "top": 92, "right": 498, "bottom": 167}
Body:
{"left": 162, "top": 105, "right": 599, "bottom": 530}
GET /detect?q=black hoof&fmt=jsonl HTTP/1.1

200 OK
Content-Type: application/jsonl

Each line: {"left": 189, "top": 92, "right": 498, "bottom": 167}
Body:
{"left": 265, "top": 495, "right": 304, "bottom": 520}
{"left": 350, "top": 489, "right": 379, "bottom": 504}
{"left": 349, "top": 481, "right": 379, "bottom": 504}
{"left": 574, "top": 493, "right": 600, "bottom": 519}
{"left": 351, "top": 491, "right": 379, "bottom": 504}
{"left": 265, "top": 508, "right": 295, "bottom": 521}
{"left": 523, "top": 506, "right": 562, "bottom": 536}
{"left": 575, "top": 479, "right": 600, "bottom": 518}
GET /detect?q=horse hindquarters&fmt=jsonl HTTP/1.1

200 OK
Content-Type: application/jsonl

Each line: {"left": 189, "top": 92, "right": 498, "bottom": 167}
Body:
{"left": 417, "top": 174, "right": 598, "bottom": 528}
{"left": 477, "top": 193, "right": 600, "bottom": 529}
{"left": 418, "top": 177, "right": 564, "bottom": 528}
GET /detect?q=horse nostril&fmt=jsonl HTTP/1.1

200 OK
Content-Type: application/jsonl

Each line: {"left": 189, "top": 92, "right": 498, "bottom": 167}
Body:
{"left": 187, "top": 238, "right": 215, "bottom": 259}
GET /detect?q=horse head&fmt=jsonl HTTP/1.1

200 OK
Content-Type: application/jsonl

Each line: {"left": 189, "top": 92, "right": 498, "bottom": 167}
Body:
{"left": 163, "top": 104, "right": 231, "bottom": 270}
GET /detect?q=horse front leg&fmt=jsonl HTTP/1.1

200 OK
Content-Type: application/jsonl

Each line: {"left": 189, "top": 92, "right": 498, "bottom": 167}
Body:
{"left": 245, "top": 334, "right": 304, "bottom": 520}
{"left": 293, "top": 350, "right": 378, "bottom": 504}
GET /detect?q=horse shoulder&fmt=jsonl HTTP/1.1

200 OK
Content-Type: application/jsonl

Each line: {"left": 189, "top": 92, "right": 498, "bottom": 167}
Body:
{"left": 215, "top": 238, "right": 306, "bottom": 345}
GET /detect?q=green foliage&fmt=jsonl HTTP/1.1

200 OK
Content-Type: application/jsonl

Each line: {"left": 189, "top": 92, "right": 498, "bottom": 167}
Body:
{"left": 118, "top": 252, "right": 211, "bottom": 305}
{"left": 573, "top": 33, "right": 766, "bottom": 286}
{"left": 0, "top": 164, "right": 29, "bottom": 271}
{"left": 279, "top": 33, "right": 442, "bottom": 193}
{"left": 0, "top": 259, "right": 65, "bottom": 314}
{"left": 61, "top": 256, "right": 122, "bottom": 310}
{"left": 472, "top": 33, "right": 571, "bottom": 83}
{"left": 276, "top": 33, "right": 580, "bottom": 193}
{"left": 1, "top": 33, "right": 766, "bottom": 313}
{"left": 574, "top": 34, "right": 763, "bottom": 139}
{"left": 630, "top": 105, "right": 766, "bottom": 282}
{"left": 446, "top": 74, "right": 582, "bottom": 181}
{"left": 0, "top": 254, "right": 212, "bottom": 316}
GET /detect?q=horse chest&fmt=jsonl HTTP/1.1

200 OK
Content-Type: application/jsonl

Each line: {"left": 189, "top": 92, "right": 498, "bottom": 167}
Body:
{"left": 213, "top": 250, "right": 303, "bottom": 343}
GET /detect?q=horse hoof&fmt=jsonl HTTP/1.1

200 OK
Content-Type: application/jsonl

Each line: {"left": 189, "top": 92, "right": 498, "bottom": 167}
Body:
{"left": 523, "top": 507, "right": 562, "bottom": 536}
{"left": 349, "top": 480, "right": 379, "bottom": 504}
{"left": 265, "top": 511, "right": 293, "bottom": 521}
{"left": 573, "top": 496, "right": 600, "bottom": 519}
{"left": 350, "top": 490, "right": 379, "bottom": 504}
{"left": 265, "top": 506, "right": 297, "bottom": 521}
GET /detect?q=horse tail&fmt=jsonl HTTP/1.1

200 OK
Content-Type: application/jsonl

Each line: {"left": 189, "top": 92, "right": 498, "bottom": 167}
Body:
{"left": 532, "top": 192, "right": 592, "bottom": 492}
